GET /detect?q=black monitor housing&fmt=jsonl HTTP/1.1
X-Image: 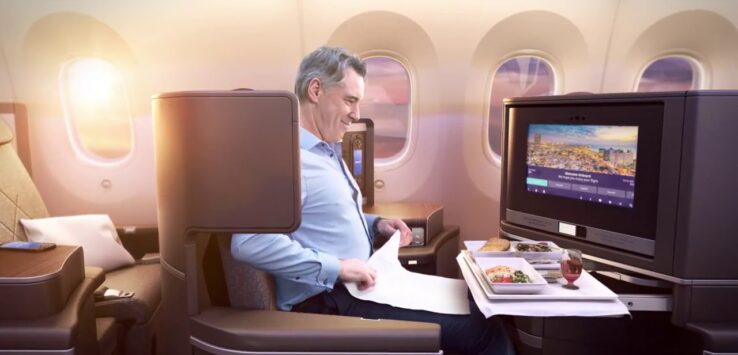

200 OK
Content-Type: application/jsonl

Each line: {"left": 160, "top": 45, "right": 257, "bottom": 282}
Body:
{"left": 501, "top": 91, "right": 738, "bottom": 282}
{"left": 499, "top": 92, "right": 738, "bottom": 351}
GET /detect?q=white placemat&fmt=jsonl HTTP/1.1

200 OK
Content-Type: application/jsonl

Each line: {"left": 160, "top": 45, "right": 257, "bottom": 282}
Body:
{"left": 457, "top": 252, "right": 630, "bottom": 318}
{"left": 463, "top": 253, "right": 618, "bottom": 301}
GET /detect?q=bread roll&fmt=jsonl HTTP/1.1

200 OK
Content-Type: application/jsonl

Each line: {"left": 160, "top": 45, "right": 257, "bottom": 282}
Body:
{"left": 479, "top": 238, "right": 510, "bottom": 252}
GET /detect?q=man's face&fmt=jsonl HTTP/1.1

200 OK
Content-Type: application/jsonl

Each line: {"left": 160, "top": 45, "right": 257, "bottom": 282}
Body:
{"left": 314, "top": 68, "right": 364, "bottom": 143}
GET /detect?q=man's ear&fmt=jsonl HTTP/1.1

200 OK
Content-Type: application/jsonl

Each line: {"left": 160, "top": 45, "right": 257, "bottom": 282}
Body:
{"left": 307, "top": 78, "right": 321, "bottom": 103}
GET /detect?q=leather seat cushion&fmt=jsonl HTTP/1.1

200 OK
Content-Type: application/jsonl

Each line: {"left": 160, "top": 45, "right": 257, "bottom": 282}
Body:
{"left": 94, "top": 263, "right": 161, "bottom": 324}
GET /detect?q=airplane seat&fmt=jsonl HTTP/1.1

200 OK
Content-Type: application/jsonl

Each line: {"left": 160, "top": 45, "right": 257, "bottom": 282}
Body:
{"left": 0, "top": 120, "right": 50, "bottom": 238}
{"left": 93, "top": 262, "right": 161, "bottom": 355}
{"left": 0, "top": 120, "right": 159, "bottom": 355}
{"left": 216, "top": 234, "right": 277, "bottom": 311}
{"left": 154, "top": 90, "right": 441, "bottom": 354}
{"left": 189, "top": 231, "right": 442, "bottom": 354}
{"left": 0, "top": 121, "right": 102, "bottom": 353}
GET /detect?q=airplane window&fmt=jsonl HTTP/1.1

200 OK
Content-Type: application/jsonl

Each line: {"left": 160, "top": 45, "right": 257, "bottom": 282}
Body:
{"left": 488, "top": 56, "right": 555, "bottom": 157}
{"left": 360, "top": 56, "right": 410, "bottom": 161}
{"left": 637, "top": 56, "right": 700, "bottom": 92}
{"left": 60, "top": 57, "right": 133, "bottom": 161}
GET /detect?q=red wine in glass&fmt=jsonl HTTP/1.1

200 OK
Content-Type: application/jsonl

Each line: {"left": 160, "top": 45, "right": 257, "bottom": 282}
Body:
{"left": 560, "top": 249, "right": 583, "bottom": 290}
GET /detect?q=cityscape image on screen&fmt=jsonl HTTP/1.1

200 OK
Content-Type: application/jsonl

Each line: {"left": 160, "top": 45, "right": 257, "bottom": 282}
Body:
{"left": 526, "top": 124, "right": 638, "bottom": 208}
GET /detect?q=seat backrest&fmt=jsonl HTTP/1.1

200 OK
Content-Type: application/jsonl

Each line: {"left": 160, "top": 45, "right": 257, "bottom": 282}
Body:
{"left": 155, "top": 90, "right": 300, "bottom": 353}
{"left": 216, "top": 234, "right": 277, "bottom": 310}
{"left": 191, "top": 232, "right": 277, "bottom": 311}
{"left": 0, "top": 121, "right": 49, "bottom": 243}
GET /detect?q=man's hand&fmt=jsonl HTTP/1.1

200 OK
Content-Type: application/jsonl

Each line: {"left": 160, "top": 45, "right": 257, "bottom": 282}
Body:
{"left": 339, "top": 259, "right": 377, "bottom": 290}
{"left": 377, "top": 218, "right": 413, "bottom": 247}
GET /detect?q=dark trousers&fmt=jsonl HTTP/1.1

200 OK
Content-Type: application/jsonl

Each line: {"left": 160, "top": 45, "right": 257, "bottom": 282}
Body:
{"left": 294, "top": 284, "right": 515, "bottom": 355}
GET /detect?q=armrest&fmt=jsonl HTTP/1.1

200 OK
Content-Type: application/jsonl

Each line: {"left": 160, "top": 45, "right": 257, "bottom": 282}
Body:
{"left": 0, "top": 267, "right": 104, "bottom": 350}
{"left": 400, "top": 226, "right": 460, "bottom": 278}
{"left": 685, "top": 322, "right": 738, "bottom": 352}
{"left": 190, "top": 307, "right": 440, "bottom": 353}
{"left": 0, "top": 246, "right": 85, "bottom": 320}
{"left": 399, "top": 225, "right": 459, "bottom": 261}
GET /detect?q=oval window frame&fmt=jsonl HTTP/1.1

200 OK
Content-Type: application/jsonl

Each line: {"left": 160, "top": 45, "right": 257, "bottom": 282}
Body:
{"left": 484, "top": 52, "right": 559, "bottom": 166}
{"left": 360, "top": 51, "right": 415, "bottom": 168}
{"left": 634, "top": 53, "right": 706, "bottom": 92}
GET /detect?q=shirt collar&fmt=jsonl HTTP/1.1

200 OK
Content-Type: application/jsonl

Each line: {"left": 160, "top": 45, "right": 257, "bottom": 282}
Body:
{"left": 299, "top": 127, "right": 322, "bottom": 150}
{"left": 299, "top": 127, "right": 342, "bottom": 151}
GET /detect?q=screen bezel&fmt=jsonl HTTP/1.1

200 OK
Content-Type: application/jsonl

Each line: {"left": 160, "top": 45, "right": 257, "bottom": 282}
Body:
{"left": 505, "top": 103, "right": 664, "bottom": 241}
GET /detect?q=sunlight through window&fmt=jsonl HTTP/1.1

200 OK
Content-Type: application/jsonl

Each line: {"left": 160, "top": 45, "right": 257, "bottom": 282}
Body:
{"left": 60, "top": 57, "right": 133, "bottom": 161}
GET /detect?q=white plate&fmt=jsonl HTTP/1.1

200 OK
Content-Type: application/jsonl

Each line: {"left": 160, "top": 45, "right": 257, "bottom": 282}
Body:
{"left": 460, "top": 251, "right": 618, "bottom": 301}
{"left": 464, "top": 240, "right": 562, "bottom": 267}
{"left": 474, "top": 257, "right": 547, "bottom": 294}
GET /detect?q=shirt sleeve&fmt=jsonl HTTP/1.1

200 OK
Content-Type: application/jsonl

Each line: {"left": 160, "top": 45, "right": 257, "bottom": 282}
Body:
{"left": 231, "top": 233, "right": 340, "bottom": 289}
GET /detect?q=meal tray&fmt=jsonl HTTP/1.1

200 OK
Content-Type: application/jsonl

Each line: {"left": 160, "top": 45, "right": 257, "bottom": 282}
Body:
{"left": 460, "top": 251, "right": 618, "bottom": 301}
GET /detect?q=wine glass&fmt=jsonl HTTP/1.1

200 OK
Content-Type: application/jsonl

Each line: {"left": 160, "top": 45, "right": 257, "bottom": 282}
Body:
{"left": 560, "top": 249, "right": 583, "bottom": 290}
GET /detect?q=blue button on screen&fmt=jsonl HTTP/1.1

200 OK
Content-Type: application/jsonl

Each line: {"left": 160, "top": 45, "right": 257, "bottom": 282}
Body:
{"left": 527, "top": 178, "right": 548, "bottom": 187}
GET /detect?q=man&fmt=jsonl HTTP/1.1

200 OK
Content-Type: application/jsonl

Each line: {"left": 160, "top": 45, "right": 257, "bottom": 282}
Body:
{"left": 232, "top": 46, "right": 514, "bottom": 355}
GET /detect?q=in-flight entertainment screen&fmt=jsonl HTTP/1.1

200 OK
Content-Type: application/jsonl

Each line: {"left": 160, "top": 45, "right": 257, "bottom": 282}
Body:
{"left": 525, "top": 124, "right": 638, "bottom": 208}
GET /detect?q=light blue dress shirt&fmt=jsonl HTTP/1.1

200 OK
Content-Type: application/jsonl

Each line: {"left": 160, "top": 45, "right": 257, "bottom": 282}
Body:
{"left": 232, "top": 127, "right": 378, "bottom": 310}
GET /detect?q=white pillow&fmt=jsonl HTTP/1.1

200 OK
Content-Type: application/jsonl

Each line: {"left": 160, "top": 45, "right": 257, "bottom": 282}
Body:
{"left": 20, "top": 214, "right": 135, "bottom": 272}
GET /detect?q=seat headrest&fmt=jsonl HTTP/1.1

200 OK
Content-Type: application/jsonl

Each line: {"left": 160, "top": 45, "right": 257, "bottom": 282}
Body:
{"left": 0, "top": 121, "right": 13, "bottom": 145}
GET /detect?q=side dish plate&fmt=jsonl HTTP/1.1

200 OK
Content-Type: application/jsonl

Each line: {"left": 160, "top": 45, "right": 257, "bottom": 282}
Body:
{"left": 474, "top": 257, "right": 547, "bottom": 294}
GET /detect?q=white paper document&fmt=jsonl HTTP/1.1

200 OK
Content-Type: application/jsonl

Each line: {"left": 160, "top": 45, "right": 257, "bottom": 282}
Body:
{"left": 345, "top": 231, "right": 470, "bottom": 315}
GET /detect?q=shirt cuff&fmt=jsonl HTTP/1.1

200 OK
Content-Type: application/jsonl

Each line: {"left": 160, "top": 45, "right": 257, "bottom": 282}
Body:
{"left": 316, "top": 252, "right": 340, "bottom": 288}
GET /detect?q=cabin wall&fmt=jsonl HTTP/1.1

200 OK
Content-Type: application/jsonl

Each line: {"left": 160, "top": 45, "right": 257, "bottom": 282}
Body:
{"left": 0, "top": 1, "right": 304, "bottom": 227}
{"left": 603, "top": 0, "right": 738, "bottom": 92}
{"left": 296, "top": 0, "right": 623, "bottom": 240}
{"left": 0, "top": 49, "right": 16, "bottom": 138}
{"left": 0, "top": 0, "right": 737, "bottom": 243}
{"left": 0, "top": 50, "right": 12, "bottom": 101}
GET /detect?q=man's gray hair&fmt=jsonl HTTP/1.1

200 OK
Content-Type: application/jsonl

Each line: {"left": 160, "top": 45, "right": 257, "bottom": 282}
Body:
{"left": 295, "top": 46, "right": 367, "bottom": 101}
